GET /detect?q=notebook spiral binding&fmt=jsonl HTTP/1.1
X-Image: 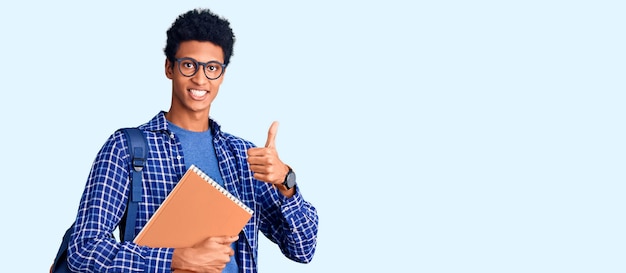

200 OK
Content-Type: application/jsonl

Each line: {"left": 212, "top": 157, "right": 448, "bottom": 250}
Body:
{"left": 190, "top": 165, "right": 254, "bottom": 215}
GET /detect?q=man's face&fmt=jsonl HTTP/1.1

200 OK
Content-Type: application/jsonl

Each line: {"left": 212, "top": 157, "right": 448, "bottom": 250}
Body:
{"left": 165, "top": 40, "right": 226, "bottom": 116}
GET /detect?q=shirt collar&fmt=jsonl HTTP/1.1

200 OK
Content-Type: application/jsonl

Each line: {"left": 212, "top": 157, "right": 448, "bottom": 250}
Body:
{"left": 141, "top": 111, "right": 223, "bottom": 138}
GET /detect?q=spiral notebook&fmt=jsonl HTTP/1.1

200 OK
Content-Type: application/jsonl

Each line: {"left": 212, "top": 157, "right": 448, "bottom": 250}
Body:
{"left": 133, "top": 164, "right": 254, "bottom": 248}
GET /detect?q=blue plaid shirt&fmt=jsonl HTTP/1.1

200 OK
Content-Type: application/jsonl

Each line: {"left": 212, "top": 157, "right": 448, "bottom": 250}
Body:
{"left": 67, "top": 111, "right": 318, "bottom": 273}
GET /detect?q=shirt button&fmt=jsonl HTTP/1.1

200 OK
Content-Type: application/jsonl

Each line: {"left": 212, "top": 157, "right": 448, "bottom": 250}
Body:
{"left": 177, "top": 155, "right": 182, "bottom": 160}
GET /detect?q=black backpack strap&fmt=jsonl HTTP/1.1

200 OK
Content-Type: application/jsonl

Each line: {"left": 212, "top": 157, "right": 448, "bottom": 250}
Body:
{"left": 120, "top": 127, "right": 148, "bottom": 242}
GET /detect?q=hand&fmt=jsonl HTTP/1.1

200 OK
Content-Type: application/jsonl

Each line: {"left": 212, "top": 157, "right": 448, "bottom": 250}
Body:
{"left": 171, "top": 236, "right": 238, "bottom": 273}
{"left": 247, "top": 121, "right": 290, "bottom": 186}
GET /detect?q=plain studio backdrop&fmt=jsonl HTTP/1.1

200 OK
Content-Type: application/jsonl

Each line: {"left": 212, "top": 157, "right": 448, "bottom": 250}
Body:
{"left": 0, "top": 1, "right": 624, "bottom": 272}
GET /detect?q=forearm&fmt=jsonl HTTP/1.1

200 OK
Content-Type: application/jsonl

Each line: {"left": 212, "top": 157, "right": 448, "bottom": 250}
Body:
{"left": 270, "top": 190, "right": 319, "bottom": 263}
{"left": 67, "top": 232, "right": 174, "bottom": 272}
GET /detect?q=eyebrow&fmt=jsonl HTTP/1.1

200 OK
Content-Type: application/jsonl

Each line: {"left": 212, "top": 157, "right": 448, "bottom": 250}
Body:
{"left": 176, "top": 56, "right": 224, "bottom": 63}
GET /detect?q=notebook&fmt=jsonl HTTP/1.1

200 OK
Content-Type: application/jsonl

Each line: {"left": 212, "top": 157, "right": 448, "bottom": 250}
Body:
{"left": 133, "top": 164, "right": 254, "bottom": 248}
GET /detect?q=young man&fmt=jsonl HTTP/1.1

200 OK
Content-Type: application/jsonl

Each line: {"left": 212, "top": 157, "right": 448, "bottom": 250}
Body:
{"left": 67, "top": 8, "right": 318, "bottom": 273}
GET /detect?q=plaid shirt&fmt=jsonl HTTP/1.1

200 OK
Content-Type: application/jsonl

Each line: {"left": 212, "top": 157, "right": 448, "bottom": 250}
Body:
{"left": 67, "top": 111, "right": 318, "bottom": 273}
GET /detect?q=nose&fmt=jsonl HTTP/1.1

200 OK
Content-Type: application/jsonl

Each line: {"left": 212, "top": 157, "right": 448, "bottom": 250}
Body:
{"left": 191, "top": 65, "right": 208, "bottom": 85}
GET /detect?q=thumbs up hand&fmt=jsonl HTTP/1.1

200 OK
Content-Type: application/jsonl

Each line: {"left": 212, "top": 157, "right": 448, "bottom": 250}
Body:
{"left": 247, "top": 121, "right": 291, "bottom": 189}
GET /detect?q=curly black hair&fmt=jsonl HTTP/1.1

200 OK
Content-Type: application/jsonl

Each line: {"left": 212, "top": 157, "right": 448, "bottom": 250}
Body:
{"left": 164, "top": 8, "right": 236, "bottom": 66}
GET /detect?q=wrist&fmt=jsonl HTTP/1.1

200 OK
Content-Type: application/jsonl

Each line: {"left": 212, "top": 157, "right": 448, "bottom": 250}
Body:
{"left": 281, "top": 165, "right": 296, "bottom": 190}
{"left": 171, "top": 248, "right": 194, "bottom": 272}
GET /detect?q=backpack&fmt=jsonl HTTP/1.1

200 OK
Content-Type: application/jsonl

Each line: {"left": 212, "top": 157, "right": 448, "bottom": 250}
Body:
{"left": 50, "top": 128, "right": 148, "bottom": 273}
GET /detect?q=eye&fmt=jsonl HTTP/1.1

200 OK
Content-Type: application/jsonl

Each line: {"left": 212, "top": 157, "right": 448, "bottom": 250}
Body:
{"left": 181, "top": 61, "right": 196, "bottom": 70}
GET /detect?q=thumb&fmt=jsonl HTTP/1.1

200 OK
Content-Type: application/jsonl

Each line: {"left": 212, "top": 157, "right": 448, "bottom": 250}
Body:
{"left": 265, "top": 121, "right": 279, "bottom": 148}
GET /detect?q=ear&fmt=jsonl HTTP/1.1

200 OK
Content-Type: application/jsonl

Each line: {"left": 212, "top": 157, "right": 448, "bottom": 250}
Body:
{"left": 220, "top": 68, "right": 227, "bottom": 80}
{"left": 165, "top": 59, "right": 174, "bottom": 79}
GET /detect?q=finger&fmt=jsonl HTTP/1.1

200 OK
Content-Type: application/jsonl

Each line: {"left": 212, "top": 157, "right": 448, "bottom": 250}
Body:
{"left": 224, "top": 235, "right": 239, "bottom": 243}
{"left": 264, "top": 121, "right": 279, "bottom": 148}
{"left": 247, "top": 147, "right": 272, "bottom": 157}
{"left": 209, "top": 235, "right": 239, "bottom": 244}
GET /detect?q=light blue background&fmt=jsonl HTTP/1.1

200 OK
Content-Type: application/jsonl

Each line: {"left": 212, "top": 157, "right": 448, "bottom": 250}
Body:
{"left": 0, "top": 1, "right": 624, "bottom": 272}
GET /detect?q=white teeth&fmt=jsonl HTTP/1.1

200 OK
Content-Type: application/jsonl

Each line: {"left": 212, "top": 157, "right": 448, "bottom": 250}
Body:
{"left": 190, "top": 89, "right": 208, "bottom": 96}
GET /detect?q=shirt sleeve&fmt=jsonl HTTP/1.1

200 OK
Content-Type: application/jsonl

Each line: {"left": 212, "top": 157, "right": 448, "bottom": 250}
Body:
{"left": 67, "top": 131, "right": 175, "bottom": 272}
{"left": 257, "top": 183, "right": 319, "bottom": 263}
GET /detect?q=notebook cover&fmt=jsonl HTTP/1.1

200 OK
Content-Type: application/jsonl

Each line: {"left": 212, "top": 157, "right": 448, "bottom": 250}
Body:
{"left": 133, "top": 165, "right": 254, "bottom": 248}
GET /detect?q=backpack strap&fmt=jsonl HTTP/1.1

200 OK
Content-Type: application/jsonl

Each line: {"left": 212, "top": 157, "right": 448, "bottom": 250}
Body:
{"left": 50, "top": 224, "right": 75, "bottom": 273}
{"left": 51, "top": 128, "right": 148, "bottom": 273}
{"left": 120, "top": 127, "right": 148, "bottom": 242}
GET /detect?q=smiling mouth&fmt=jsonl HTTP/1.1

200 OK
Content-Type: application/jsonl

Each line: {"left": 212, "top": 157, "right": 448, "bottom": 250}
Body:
{"left": 189, "top": 89, "right": 209, "bottom": 99}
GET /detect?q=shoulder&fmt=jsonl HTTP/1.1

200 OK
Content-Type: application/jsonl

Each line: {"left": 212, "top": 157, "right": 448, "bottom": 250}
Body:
{"left": 95, "top": 129, "right": 133, "bottom": 163}
{"left": 210, "top": 118, "right": 256, "bottom": 150}
{"left": 219, "top": 130, "right": 255, "bottom": 151}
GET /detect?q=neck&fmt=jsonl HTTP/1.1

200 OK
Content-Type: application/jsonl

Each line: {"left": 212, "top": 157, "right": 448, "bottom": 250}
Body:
{"left": 165, "top": 110, "right": 210, "bottom": 132}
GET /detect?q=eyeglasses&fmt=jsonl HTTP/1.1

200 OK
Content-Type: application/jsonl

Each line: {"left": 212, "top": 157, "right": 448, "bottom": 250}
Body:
{"left": 175, "top": 57, "right": 226, "bottom": 80}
